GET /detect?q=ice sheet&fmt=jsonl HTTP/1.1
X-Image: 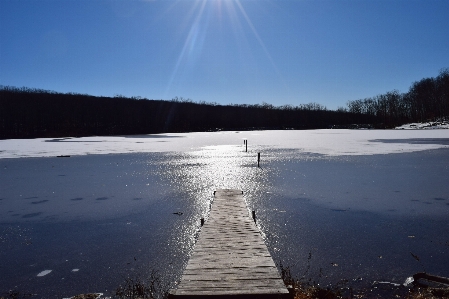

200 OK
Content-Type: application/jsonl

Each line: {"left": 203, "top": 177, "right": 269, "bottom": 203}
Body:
{"left": 1, "top": 129, "right": 449, "bottom": 159}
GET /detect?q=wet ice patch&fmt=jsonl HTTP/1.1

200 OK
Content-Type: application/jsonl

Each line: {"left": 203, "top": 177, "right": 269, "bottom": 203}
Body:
{"left": 31, "top": 199, "right": 49, "bottom": 204}
{"left": 37, "top": 269, "right": 52, "bottom": 277}
{"left": 22, "top": 212, "right": 42, "bottom": 218}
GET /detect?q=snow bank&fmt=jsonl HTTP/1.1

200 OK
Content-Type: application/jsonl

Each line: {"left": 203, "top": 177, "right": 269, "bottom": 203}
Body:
{"left": 395, "top": 119, "right": 449, "bottom": 130}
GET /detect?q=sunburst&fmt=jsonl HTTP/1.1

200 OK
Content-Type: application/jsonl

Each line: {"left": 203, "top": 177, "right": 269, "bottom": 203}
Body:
{"left": 164, "top": 0, "right": 282, "bottom": 98}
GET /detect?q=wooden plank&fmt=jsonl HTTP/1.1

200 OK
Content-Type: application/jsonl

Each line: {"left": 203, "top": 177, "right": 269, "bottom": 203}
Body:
{"left": 169, "top": 189, "right": 290, "bottom": 298}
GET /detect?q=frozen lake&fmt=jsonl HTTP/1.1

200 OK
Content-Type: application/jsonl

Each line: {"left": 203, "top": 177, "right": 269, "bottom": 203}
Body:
{"left": 1, "top": 129, "right": 449, "bottom": 297}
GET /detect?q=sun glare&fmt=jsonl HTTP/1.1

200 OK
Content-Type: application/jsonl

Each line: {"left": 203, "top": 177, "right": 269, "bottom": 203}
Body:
{"left": 164, "top": 0, "right": 282, "bottom": 97}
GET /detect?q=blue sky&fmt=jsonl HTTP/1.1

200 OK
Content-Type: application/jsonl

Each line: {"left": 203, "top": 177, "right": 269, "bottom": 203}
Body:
{"left": 1, "top": 0, "right": 448, "bottom": 110}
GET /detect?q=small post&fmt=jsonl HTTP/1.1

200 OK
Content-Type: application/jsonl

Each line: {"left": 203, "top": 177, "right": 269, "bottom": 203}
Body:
{"left": 252, "top": 210, "right": 256, "bottom": 223}
{"left": 200, "top": 218, "right": 205, "bottom": 226}
{"left": 245, "top": 140, "right": 248, "bottom": 152}
{"left": 213, "top": 191, "right": 216, "bottom": 196}
{"left": 257, "top": 152, "right": 260, "bottom": 167}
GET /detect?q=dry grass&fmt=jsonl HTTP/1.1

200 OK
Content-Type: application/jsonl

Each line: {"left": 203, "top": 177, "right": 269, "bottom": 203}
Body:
{"left": 405, "top": 288, "right": 449, "bottom": 299}
{"left": 114, "top": 270, "right": 167, "bottom": 299}
{"left": 279, "top": 261, "right": 449, "bottom": 299}
{"left": 289, "top": 284, "right": 449, "bottom": 299}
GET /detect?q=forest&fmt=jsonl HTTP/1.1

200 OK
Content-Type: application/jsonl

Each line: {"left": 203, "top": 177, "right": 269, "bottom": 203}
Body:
{"left": 0, "top": 68, "right": 447, "bottom": 139}
{"left": 0, "top": 88, "right": 372, "bottom": 139}
{"left": 345, "top": 68, "right": 449, "bottom": 126}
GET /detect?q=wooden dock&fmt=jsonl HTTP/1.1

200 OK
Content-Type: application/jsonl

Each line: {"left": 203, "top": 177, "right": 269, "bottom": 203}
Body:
{"left": 169, "top": 189, "right": 290, "bottom": 298}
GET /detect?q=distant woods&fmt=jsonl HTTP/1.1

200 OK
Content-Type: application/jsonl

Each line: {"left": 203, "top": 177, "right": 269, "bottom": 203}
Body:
{"left": 0, "top": 88, "right": 372, "bottom": 139}
{"left": 0, "top": 68, "right": 448, "bottom": 139}
{"left": 345, "top": 68, "right": 449, "bottom": 126}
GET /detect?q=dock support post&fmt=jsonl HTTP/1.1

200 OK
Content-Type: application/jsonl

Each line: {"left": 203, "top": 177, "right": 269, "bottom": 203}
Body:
{"left": 200, "top": 218, "right": 204, "bottom": 226}
{"left": 252, "top": 210, "right": 256, "bottom": 222}
{"left": 257, "top": 152, "right": 260, "bottom": 167}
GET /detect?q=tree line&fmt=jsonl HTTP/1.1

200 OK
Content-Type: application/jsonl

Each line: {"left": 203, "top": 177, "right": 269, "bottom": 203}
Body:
{"left": 345, "top": 68, "right": 449, "bottom": 126}
{"left": 2, "top": 68, "right": 447, "bottom": 139}
{"left": 0, "top": 86, "right": 375, "bottom": 139}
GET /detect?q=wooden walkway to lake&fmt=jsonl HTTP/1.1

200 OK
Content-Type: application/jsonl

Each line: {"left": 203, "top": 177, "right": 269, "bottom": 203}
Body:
{"left": 169, "top": 189, "right": 290, "bottom": 298}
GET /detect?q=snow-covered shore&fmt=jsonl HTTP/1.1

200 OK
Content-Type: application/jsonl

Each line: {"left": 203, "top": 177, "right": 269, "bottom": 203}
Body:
{"left": 395, "top": 118, "right": 449, "bottom": 129}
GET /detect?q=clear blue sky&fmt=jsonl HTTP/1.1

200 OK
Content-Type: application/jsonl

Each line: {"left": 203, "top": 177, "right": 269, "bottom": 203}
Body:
{"left": 1, "top": 0, "right": 448, "bottom": 110}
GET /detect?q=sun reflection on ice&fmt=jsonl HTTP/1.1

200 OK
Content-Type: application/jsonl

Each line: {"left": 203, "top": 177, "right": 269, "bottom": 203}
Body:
{"left": 163, "top": 144, "right": 278, "bottom": 220}
{"left": 158, "top": 143, "right": 280, "bottom": 270}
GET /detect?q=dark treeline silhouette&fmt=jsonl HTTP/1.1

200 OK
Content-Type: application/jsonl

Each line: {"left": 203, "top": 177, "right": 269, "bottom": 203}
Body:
{"left": 0, "top": 86, "right": 375, "bottom": 139}
{"left": 2, "top": 68, "right": 448, "bottom": 139}
{"left": 346, "top": 68, "right": 449, "bottom": 127}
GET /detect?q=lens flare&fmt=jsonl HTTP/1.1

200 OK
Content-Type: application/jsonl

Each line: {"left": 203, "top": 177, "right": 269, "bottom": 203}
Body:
{"left": 164, "top": 0, "right": 284, "bottom": 97}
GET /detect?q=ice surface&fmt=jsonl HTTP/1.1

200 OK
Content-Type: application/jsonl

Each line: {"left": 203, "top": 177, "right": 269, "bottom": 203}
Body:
{"left": 1, "top": 129, "right": 449, "bottom": 297}
{"left": 1, "top": 129, "right": 449, "bottom": 159}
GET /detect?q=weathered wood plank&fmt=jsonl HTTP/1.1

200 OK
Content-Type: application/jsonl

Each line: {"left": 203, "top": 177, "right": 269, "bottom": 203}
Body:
{"left": 180, "top": 273, "right": 284, "bottom": 282}
{"left": 169, "top": 189, "right": 290, "bottom": 298}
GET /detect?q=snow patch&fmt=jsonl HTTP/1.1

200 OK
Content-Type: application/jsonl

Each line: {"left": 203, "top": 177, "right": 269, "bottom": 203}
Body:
{"left": 403, "top": 276, "right": 414, "bottom": 286}
{"left": 37, "top": 269, "right": 52, "bottom": 277}
{"left": 396, "top": 119, "right": 449, "bottom": 130}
